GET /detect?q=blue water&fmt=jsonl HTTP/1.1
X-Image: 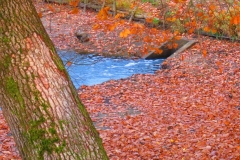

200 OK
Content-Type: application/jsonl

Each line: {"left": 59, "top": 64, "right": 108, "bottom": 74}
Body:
{"left": 0, "top": 51, "right": 164, "bottom": 110}
{"left": 58, "top": 50, "right": 164, "bottom": 89}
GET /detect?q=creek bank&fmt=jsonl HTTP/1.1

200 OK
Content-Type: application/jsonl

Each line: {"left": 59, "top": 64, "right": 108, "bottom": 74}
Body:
{"left": 143, "top": 38, "right": 197, "bottom": 59}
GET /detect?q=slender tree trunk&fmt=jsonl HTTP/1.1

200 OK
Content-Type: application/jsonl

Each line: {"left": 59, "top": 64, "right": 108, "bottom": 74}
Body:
{"left": 101, "top": 0, "right": 106, "bottom": 9}
{"left": 84, "top": 0, "right": 88, "bottom": 13}
{"left": 112, "top": 0, "right": 117, "bottom": 17}
{"left": 0, "top": 0, "right": 108, "bottom": 159}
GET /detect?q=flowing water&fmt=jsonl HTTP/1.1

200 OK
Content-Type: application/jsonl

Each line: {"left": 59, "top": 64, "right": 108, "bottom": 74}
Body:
{"left": 0, "top": 51, "right": 164, "bottom": 113}
{"left": 58, "top": 50, "right": 164, "bottom": 89}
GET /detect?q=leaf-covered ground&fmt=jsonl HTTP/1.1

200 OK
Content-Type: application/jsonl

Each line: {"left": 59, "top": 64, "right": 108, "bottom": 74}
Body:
{"left": 0, "top": 2, "right": 239, "bottom": 159}
{"left": 79, "top": 39, "right": 240, "bottom": 159}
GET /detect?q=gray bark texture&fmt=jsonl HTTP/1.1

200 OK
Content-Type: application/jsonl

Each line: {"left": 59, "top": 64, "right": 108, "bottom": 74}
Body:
{"left": 0, "top": 0, "right": 108, "bottom": 159}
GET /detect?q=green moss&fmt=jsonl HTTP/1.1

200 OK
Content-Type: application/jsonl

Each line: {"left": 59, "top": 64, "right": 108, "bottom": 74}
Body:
{"left": 25, "top": 74, "right": 30, "bottom": 82}
{"left": 51, "top": 54, "right": 73, "bottom": 89}
{"left": 28, "top": 128, "right": 46, "bottom": 143}
{"left": 5, "top": 77, "right": 25, "bottom": 108}
{"left": 58, "top": 120, "right": 65, "bottom": 131}
{"left": 55, "top": 140, "right": 66, "bottom": 153}
{"left": 19, "top": 46, "right": 23, "bottom": 54}
{"left": 28, "top": 117, "right": 46, "bottom": 142}
{"left": 31, "top": 73, "right": 36, "bottom": 79}
{"left": 38, "top": 137, "right": 60, "bottom": 159}
{"left": 76, "top": 154, "right": 81, "bottom": 159}
{"left": 2, "top": 36, "right": 10, "bottom": 44}
{"left": 30, "top": 116, "right": 45, "bottom": 126}
{"left": 3, "top": 55, "right": 11, "bottom": 68}
{"left": 40, "top": 103, "right": 54, "bottom": 122}
{"left": 24, "top": 93, "right": 67, "bottom": 157}
{"left": 22, "top": 61, "right": 30, "bottom": 67}
{"left": 76, "top": 102, "right": 89, "bottom": 118}
{"left": 28, "top": 118, "right": 65, "bottom": 159}
{"left": 10, "top": 108, "right": 19, "bottom": 116}
{"left": 28, "top": 129, "right": 58, "bottom": 157}
{"left": 41, "top": 103, "right": 49, "bottom": 110}
{"left": 52, "top": 55, "right": 65, "bottom": 72}
{"left": 50, "top": 46, "right": 55, "bottom": 53}
{"left": 34, "top": 92, "right": 39, "bottom": 102}
{"left": 0, "top": 55, "right": 11, "bottom": 71}
{"left": 48, "top": 127, "right": 57, "bottom": 135}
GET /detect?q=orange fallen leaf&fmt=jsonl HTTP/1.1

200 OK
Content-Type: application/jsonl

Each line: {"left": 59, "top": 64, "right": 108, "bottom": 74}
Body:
{"left": 67, "top": 61, "right": 72, "bottom": 66}
{"left": 38, "top": 12, "right": 43, "bottom": 18}
{"left": 188, "top": 28, "right": 194, "bottom": 34}
{"left": 173, "top": 43, "right": 178, "bottom": 49}
{"left": 146, "top": 17, "right": 153, "bottom": 23}
{"left": 97, "top": 7, "right": 110, "bottom": 20}
{"left": 114, "top": 13, "right": 124, "bottom": 19}
{"left": 92, "top": 24, "right": 101, "bottom": 30}
{"left": 47, "top": 4, "right": 55, "bottom": 12}
{"left": 174, "top": 36, "right": 181, "bottom": 40}
{"left": 119, "top": 29, "right": 131, "bottom": 38}
{"left": 209, "top": 4, "right": 216, "bottom": 11}
{"left": 143, "top": 36, "right": 151, "bottom": 42}
{"left": 203, "top": 26, "right": 210, "bottom": 32}
{"left": 202, "top": 50, "right": 207, "bottom": 58}
{"left": 69, "top": 0, "right": 80, "bottom": 7}
{"left": 230, "top": 15, "right": 240, "bottom": 25}
{"left": 181, "top": 55, "right": 184, "bottom": 61}
{"left": 154, "top": 48, "right": 163, "bottom": 54}
{"left": 167, "top": 44, "right": 173, "bottom": 49}
{"left": 69, "top": 8, "right": 79, "bottom": 14}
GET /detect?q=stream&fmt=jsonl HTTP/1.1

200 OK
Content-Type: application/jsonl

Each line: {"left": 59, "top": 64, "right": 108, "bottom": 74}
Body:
{"left": 0, "top": 51, "right": 163, "bottom": 111}
{"left": 58, "top": 50, "right": 164, "bottom": 89}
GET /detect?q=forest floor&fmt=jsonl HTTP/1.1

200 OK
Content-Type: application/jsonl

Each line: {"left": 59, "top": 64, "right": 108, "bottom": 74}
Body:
{"left": 0, "top": 1, "right": 240, "bottom": 159}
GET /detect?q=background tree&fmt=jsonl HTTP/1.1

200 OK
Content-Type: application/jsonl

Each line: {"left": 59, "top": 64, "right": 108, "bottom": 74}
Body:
{"left": 0, "top": 0, "right": 108, "bottom": 159}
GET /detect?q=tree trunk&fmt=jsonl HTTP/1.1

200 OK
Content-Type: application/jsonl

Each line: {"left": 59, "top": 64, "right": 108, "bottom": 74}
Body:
{"left": 0, "top": 0, "right": 108, "bottom": 159}
{"left": 112, "top": 0, "right": 117, "bottom": 17}
{"left": 84, "top": 0, "right": 88, "bottom": 13}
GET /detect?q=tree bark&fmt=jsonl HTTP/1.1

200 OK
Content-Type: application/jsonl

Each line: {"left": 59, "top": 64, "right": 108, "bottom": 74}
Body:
{"left": 112, "top": 0, "right": 117, "bottom": 17}
{"left": 0, "top": 0, "right": 108, "bottom": 159}
{"left": 84, "top": 0, "right": 88, "bottom": 13}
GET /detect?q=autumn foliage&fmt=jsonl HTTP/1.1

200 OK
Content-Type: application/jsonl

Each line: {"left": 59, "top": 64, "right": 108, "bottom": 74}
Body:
{"left": 1, "top": 0, "right": 239, "bottom": 159}
{"left": 92, "top": 0, "right": 239, "bottom": 56}
{"left": 38, "top": 0, "right": 239, "bottom": 57}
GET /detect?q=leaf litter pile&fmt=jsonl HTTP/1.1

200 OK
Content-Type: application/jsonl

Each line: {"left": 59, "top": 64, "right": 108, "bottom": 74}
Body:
{"left": 0, "top": 2, "right": 240, "bottom": 159}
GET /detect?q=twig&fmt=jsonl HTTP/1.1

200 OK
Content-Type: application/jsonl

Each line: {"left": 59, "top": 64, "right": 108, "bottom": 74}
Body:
{"left": 129, "top": 5, "right": 138, "bottom": 23}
